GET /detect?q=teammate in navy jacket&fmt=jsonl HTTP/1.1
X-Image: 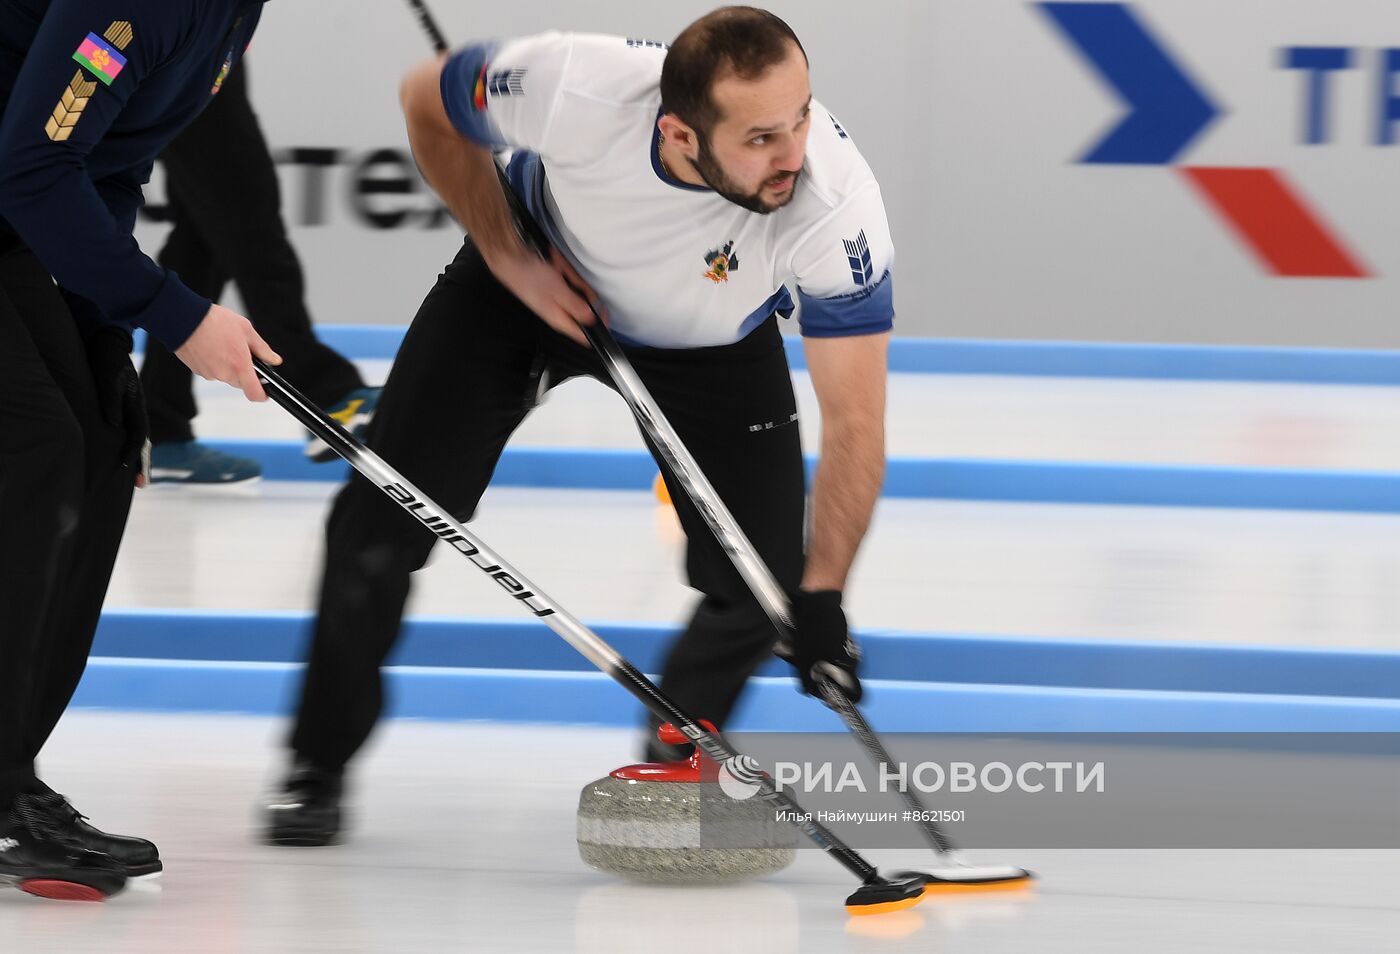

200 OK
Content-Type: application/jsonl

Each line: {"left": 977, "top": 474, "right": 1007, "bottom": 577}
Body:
{"left": 0, "top": 0, "right": 277, "bottom": 901}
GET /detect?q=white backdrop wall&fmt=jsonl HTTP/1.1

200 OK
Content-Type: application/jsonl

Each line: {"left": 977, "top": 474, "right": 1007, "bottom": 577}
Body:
{"left": 132, "top": 1, "right": 1400, "bottom": 346}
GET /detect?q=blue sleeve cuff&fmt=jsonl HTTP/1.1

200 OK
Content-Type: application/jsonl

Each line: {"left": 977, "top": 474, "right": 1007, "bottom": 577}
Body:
{"left": 440, "top": 44, "right": 506, "bottom": 148}
{"left": 132, "top": 271, "right": 212, "bottom": 351}
{"left": 797, "top": 270, "right": 895, "bottom": 338}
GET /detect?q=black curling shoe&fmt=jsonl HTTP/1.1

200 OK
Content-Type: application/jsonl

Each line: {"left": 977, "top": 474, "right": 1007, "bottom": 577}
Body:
{"left": 263, "top": 764, "right": 343, "bottom": 847}
{"left": 28, "top": 789, "right": 163, "bottom": 878}
{"left": 0, "top": 794, "right": 128, "bottom": 901}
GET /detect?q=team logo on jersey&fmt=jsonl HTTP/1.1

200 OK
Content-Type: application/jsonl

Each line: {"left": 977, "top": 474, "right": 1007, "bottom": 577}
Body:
{"left": 210, "top": 17, "right": 244, "bottom": 95}
{"left": 211, "top": 52, "right": 233, "bottom": 94}
{"left": 472, "top": 64, "right": 526, "bottom": 111}
{"left": 843, "top": 231, "right": 874, "bottom": 286}
{"left": 487, "top": 68, "right": 527, "bottom": 96}
{"left": 702, "top": 241, "right": 740, "bottom": 283}
{"left": 48, "top": 21, "right": 132, "bottom": 141}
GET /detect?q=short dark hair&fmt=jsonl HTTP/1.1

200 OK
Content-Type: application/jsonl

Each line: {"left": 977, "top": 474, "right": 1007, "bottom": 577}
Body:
{"left": 661, "top": 6, "right": 807, "bottom": 135}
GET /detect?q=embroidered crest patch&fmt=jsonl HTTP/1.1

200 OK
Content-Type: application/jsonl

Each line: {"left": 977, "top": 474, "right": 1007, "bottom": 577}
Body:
{"left": 702, "top": 241, "right": 739, "bottom": 283}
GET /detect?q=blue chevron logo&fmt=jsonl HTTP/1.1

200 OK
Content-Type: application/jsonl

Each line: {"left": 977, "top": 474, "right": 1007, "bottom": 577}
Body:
{"left": 1037, "top": 2, "right": 1220, "bottom": 165}
{"left": 843, "top": 231, "right": 874, "bottom": 286}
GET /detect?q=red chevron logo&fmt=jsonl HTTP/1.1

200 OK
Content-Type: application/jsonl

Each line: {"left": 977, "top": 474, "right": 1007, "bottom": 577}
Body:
{"left": 1041, "top": 2, "right": 1371, "bottom": 279}
{"left": 1180, "top": 168, "right": 1368, "bottom": 278}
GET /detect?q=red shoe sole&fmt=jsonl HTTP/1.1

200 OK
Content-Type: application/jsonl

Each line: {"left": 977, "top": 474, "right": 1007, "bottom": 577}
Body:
{"left": 19, "top": 880, "right": 108, "bottom": 902}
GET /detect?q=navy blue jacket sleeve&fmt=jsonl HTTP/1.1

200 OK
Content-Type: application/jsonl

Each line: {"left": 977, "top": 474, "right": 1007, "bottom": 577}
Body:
{"left": 0, "top": 0, "right": 208, "bottom": 348}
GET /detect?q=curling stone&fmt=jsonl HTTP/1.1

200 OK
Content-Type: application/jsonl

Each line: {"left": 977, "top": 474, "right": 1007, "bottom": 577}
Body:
{"left": 577, "top": 722, "right": 796, "bottom": 884}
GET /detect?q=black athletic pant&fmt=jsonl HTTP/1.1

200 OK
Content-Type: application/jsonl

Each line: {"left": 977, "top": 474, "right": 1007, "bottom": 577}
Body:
{"left": 290, "top": 239, "right": 806, "bottom": 770}
{"left": 0, "top": 236, "right": 136, "bottom": 804}
{"left": 139, "top": 65, "right": 362, "bottom": 445}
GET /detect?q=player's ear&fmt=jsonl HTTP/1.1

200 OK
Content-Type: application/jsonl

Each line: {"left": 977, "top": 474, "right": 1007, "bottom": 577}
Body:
{"left": 658, "top": 113, "right": 701, "bottom": 161}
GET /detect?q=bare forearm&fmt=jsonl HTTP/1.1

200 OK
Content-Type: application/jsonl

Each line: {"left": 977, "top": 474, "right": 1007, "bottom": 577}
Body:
{"left": 803, "top": 415, "right": 885, "bottom": 591}
{"left": 400, "top": 56, "right": 523, "bottom": 265}
{"left": 396, "top": 55, "right": 599, "bottom": 344}
{"left": 801, "top": 332, "right": 890, "bottom": 591}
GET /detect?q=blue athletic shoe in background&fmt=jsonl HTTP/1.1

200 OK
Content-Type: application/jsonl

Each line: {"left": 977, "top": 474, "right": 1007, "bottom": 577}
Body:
{"left": 305, "top": 386, "right": 381, "bottom": 463}
{"left": 149, "top": 441, "right": 262, "bottom": 485}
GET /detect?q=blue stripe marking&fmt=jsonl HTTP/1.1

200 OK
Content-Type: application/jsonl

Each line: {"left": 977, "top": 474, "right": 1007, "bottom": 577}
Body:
{"left": 216, "top": 443, "right": 660, "bottom": 488}
{"left": 201, "top": 439, "right": 1400, "bottom": 513}
{"left": 885, "top": 459, "right": 1400, "bottom": 512}
{"left": 92, "top": 609, "right": 1400, "bottom": 700}
{"left": 69, "top": 661, "right": 1400, "bottom": 732}
{"left": 134, "top": 327, "right": 1400, "bottom": 386}
{"left": 863, "top": 338, "right": 1400, "bottom": 384}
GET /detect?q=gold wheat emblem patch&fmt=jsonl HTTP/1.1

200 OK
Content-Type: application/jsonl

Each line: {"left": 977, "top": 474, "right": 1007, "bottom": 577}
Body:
{"left": 45, "top": 21, "right": 132, "bottom": 141}
{"left": 45, "top": 72, "right": 96, "bottom": 141}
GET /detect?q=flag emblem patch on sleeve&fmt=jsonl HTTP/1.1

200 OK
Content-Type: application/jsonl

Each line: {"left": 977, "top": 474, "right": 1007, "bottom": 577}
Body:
{"left": 73, "top": 31, "right": 128, "bottom": 85}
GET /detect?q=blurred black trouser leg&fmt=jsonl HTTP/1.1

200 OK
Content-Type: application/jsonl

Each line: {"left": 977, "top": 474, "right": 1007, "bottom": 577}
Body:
{"left": 141, "top": 190, "right": 224, "bottom": 445}
{"left": 625, "top": 321, "right": 805, "bottom": 758}
{"left": 290, "top": 241, "right": 538, "bottom": 769}
{"left": 139, "top": 62, "right": 363, "bottom": 442}
{"left": 0, "top": 238, "right": 135, "bottom": 801}
{"left": 288, "top": 238, "right": 805, "bottom": 771}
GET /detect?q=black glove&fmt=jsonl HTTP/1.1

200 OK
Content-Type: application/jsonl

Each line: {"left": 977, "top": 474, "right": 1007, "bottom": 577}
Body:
{"left": 84, "top": 327, "right": 148, "bottom": 476}
{"left": 783, "top": 589, "right": 863, "bottom": 703}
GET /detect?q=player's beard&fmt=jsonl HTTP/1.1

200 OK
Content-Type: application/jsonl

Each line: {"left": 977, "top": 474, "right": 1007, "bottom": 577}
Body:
{"left": 693, "top": 131, "right": 800, "bottom": 214}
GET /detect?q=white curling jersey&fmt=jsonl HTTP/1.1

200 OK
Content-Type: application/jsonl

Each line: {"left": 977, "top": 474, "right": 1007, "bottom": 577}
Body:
{"left": 440, "top": 32, "right": 895, "bottom": 349}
